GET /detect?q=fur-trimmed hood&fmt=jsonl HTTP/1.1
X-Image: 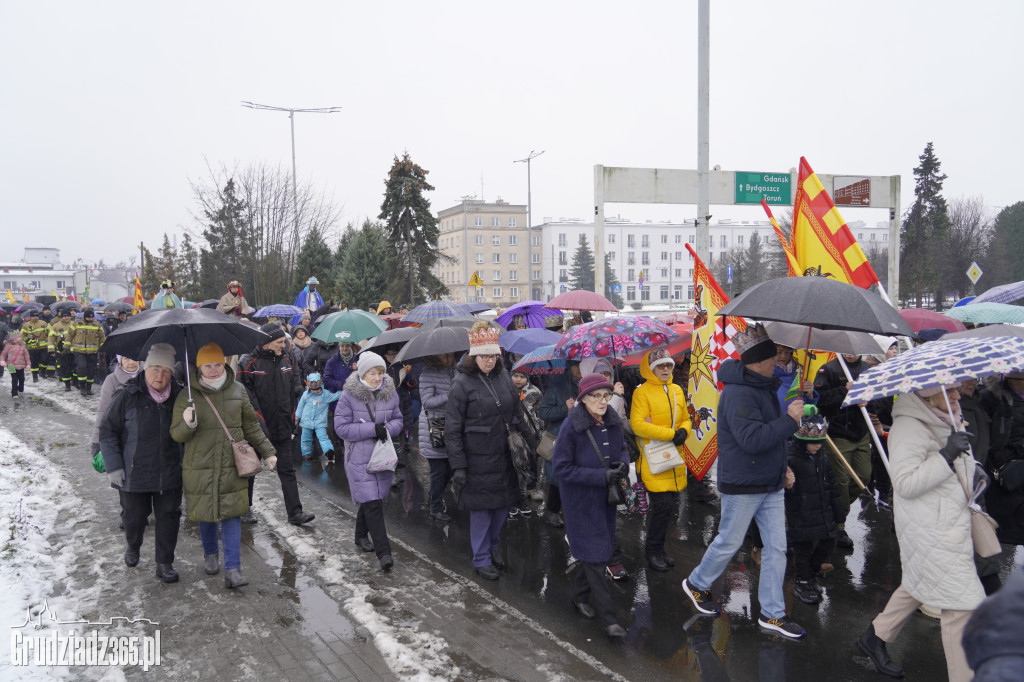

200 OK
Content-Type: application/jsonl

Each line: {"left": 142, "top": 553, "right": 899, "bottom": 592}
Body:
{"left": 568, "top": 400, "right": 622, "bottom": 433}
{"left": 343, "top": 371, "right": 397, "bottom": 404}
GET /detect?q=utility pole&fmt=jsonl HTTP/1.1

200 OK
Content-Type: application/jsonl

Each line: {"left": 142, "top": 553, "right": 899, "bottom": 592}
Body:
{"left": 514, "top": 150, "right": 545, "bottom": 299}
{"left": 696, "top": 0, "right": 711, "bottom": 265}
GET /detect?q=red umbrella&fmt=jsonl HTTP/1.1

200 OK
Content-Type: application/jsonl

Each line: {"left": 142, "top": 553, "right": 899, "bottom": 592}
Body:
{"left": 545, "top": 289, "right": 618, "bottom": 313}
{"left": 622, "top": 324, "right": 693, "bottom": 366}
{"left": 898, "top": 308, "right": 967, "bottom": 334}
{"left": 654, "top": 312, "right": 695, "bottom": 325}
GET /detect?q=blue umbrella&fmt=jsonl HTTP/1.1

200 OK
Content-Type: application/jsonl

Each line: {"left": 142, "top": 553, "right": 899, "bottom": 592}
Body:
{"left": 843, "top": 337, "right": 1024, "bottom": 407}
{"left": 511, "top": 344, "right": 565, "bottom": 376}
{"left": 946, "top": 302, "right": 1024, "bottom": 325}
{"left": 972, "top": 280, "right": 1024, "bottom": 305}
{"left": 499, "top": 328, "right": 563, "bottom": 356}
{"left": 404, "top": 300, "right": 463, "bottom": 324}
{"left": 90, "top": 299, "right": 106, "bottom": 307}
{"left": 254, "top": 304, "right": 305, "bottom": 318}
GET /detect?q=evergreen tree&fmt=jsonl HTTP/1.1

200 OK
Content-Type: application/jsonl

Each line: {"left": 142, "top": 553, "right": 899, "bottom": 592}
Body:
{"left": 336, "top": 220, "right": 391, "bottom": 310}
{"left": 604, "top": 254, "right": 624, "bottom": 309}
{"left": 198, "top": 179, "right": 250, "bottom": 301}
{"left": 569, "top": 234, "right": 596, "bottom": 290}
{"left": 900, "top": 143, "right": 951, "bottom": 308}
{"left": 326, "top": 223, "right": 358, "bottom": 302}
{"left": 139, "top": 245, "right": 160, "bottom": 300}
{"left": 177, "top": 233, "right": 201, "bottom": 302}
{"left": 982, "top": 201, "right": 1024, "bottom": 287}
{"left": 378, "top": 153, "right": 448, "bottom": 305}
{"left": 156, "top": 233, "right": 176, "bottom": 281}
{"left": 293, "top": 226, "right": 335, "bottom": 299}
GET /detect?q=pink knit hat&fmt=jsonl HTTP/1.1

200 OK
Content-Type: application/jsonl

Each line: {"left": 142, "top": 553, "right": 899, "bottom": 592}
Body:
{"left": 577, "top": 373, "right": 614, "bottom": 401}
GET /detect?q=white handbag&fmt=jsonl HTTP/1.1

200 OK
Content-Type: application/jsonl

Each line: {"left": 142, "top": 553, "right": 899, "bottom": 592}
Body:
{"left": 643, "top": 387, "right": 686, "bottom": 475}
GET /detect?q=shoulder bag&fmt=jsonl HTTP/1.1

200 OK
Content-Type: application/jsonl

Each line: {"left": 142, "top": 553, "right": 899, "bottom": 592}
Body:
{"left": 365, "top": 401, "right": 399, "bottom": 473}
{"left": 643, "top": 387, "right": 686, "bottom": 475}
{"left": 480, "top": 374, "right": 533, "bottom": 472}
{"left": 201, "top": 393, "right": 262, "bottom": 478}
{"left": 427, "top": 412, "right": 446, "bottom": 449}
{"left": 957, "top": 459, "right": 1001, "bottom": 558}
{"left": 584, "top": 430, "right": 626, "bottom": 506}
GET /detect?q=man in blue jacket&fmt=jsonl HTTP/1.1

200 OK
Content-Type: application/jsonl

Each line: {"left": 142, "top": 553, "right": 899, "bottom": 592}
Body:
{"left": 682, "top": 323, "right": 807, "bottom": 639}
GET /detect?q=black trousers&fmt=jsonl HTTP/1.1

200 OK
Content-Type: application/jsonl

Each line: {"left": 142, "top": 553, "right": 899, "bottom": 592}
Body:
{"left": 120, "top": 488, "right": 182, "bottom": 564}
{"left": 355, "top": 499, "right": 391, "bottom": 559}
{"left": 57, "top": 352, "right": 73, "bottom": 382}
{"left": 9, "top": 369, "right": 25, "bottom": 396}
{"left": 645, "top": 490, "right": 678, "bottom": 557}
{"left": 792, "top": 538, "right": 836, "bottom": 581}
{"left": 29, "top": 348, "right": 46, "bottom": 377}
{"left": 573, "top": 562, "right": 617, "bottom": 626}
{"left": 74, "top": 352, "right": 98, "bottom": 386}
{"left": 270, "top": 437, "right": 303, "bottom": 517}
{"left": 545, "top": 480, "right": 562, "bottom": 514}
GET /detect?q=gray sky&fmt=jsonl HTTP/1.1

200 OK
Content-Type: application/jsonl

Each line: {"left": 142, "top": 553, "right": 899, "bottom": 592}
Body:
{"left": 2, "top": 0, "right": 1021, "bottom": 265}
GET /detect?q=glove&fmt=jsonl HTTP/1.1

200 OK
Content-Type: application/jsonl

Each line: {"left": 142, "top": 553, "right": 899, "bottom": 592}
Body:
{"left": 939, "top": 428, "right": 973, "bottom": 465}
{"left": 672, "top": 428, "right": 688, "bottom": 446}
{"left": 451, "top": 468, "right": 467, "bottom": 496}
{"left": 182, "top": 405, "right": 197, "bottom": 429}
{"left": 90, "top": 442, "right": 101, "bottom": 457}
{"left": 374, "top": 423, "right": 388, "bottom": 442}
{"left": 293, "top": 421, "right": 303, "bottom": 436}
{"left": 108, "top": 470, "right": 125, "bottom": 488}
{"left": 609, "top": 461, "right": 628, "bottom": 476}
{"left": 973, "top": 465, "right": 990, "bottom": 491}
{"left": 265, "top": 455, "right": 278, "bottom": 471}
{"left": 605, "top": 467, "right": 627, "bottom": 484}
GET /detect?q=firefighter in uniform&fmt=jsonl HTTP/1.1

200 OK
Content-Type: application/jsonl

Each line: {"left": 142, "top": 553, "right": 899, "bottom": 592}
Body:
{"left": 68, "top": 309, "right": 105, "bottom": 395}
{"left": 39, "top": 308, "right": 58, "bottom": 378}
{"left": 48, "top": 309, "right": 76, "bottom": 391}
{"left": 21, "top": 309, "right": 50, "bottom": 383}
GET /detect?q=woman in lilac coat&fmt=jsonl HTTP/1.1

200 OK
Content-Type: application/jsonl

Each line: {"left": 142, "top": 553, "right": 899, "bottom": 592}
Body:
{"left": 334, "top": 352, "right": 403, "bottom": 571}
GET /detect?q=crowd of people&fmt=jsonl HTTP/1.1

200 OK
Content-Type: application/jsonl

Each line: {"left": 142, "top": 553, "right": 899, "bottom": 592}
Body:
{"left": 3, "top": 280, "right": 1023, "bottom": 680}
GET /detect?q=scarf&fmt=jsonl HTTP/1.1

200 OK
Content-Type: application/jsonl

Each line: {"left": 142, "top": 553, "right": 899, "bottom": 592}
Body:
{"left": 147, "top": 381, "right": 172, "bottom": 404}
{"left": 923, "top": 395, "right": 962, "bottom": 427}
{"left": 200, "top": 373, "right": 227, "bottom": 391}
{"left": 292, "top": 334, "right": 311, "bottom": 350}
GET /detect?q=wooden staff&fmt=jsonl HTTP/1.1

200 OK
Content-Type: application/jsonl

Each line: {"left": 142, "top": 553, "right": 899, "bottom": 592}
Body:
{"left": 825, "top": 434, "right": 866, "bottom": 490}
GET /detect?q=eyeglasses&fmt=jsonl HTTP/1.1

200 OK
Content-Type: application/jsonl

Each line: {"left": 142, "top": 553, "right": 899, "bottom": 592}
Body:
{"left": 586, "top": 392, "right": 613, "bottom": 402}
{"left": 477, "top": 354, "right": 500, "bottom": 360}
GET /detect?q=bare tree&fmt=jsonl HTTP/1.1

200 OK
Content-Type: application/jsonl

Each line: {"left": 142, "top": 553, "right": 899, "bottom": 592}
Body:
{"left": 942, "top": 196, "right": 992, "bottom": 300}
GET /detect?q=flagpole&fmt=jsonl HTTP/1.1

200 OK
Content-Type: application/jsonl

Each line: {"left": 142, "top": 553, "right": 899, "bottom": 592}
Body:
{"left": 837, "top": 354, "right": 892, "bottom": 476}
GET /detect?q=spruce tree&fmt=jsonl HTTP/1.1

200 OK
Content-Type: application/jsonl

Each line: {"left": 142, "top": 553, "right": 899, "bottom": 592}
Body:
{"left": 900, "top": 143, "right": 951, "bottom": 308}
{"left": 177, "top": 233, "right": 201, "bottom": 302}
{"left": 293, "top": 226, "right": 335, "bottom": 298}
{"left": 199, "top": 179, "right": 249, "bottom": 301}
{"left": 378, "top": 153, "right": 448, "bottom": 305}
{"left": 139, "top": 245, "right": 160, "bottom": 299}
{"left": 604, "top": 254, "right": 624, "bottom": 308}
{"left": 982, "top": 201, "right": 1024, "bottom": 287}
{"left": 336, "top": 220, "right": 391, "bottom": 310}
{"left": 569, "top": 235, "right": 596, "bottom": 290}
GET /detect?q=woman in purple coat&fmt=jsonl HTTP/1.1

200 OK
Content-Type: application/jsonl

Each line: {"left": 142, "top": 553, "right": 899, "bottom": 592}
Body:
{"left": 334, "top": 352, "right": 403, "bottom": 572}
{"left": 552, "top": 373, "right": 630, "bottom": 638}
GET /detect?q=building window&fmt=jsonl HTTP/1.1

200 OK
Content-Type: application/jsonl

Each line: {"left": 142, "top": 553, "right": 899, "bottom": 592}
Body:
{"left": 608, "top": 251, "right": 616, "bottom": 261}
{"left": 627, "top": 252, "right": 635, "bottom": 266}
{"left": 627, "top": 268, "right": 635, "bottom": 281}
{"left": 531, "top": 235, "right": 540, "bottom": 246}
{"left": 608, "top": 233, "right": 616, "bottom": 244}
{"left": 641, "top": 235, "right": 649, "bottom": 248}
{"left": 492, "top": 217, "right": 500, "bottom": 227}
{"left": 474, "top": 217, "right": 482, "bottom": 227}
{"left": 641, "top": 252, "right": 650, "bottom": 266}
{"left": 492, "top": 235, "right": 501, "bottom": 246}
{"left": 661, "top": 235, "right": 668, "bottom": 244}
{"left": 858, "top": 233, "right": 864, "bottom": 241}
{"left": 510, "top": 253, "right": 518, "bottom": 264}
{"left": 674, "top": 285, "right": 683, "bottom": 299}
{"left": 493, "top": 253, "right": 501, "bottom": 263}
{"left": 660, "top": 285, "right": 669, "bottom": 300}
{"left": 687, "top": 285, "right": 694, "bottom": 299}
{"left": 55, "top": 280, "right": 66, "bottom": 289}
{"left": 558, "top": 251, "right": 567, "bottom": 265}
{"left": 675, "top": 252, "right": 682, "bottom": 261}
{"left": 493, "top": 287, "right": 502, "bottom": 298}
{"left": 688, "top": 234, "right": 695, "bottom": 244}
{"left": 510, "top": 286, "right": 519, "bottom": 298}
{"left": 627, "top": 286, "right": 636, "bottom": 301}
{"left": 627, "top": 235, "right": 635, "bottom": 248}
{"left": 509, "top": 235, "right": 518, "bottom": 245}
{"left": 689, "top": 268, "right": 695, "bottom": 277}
{"left": 641, "top": 289, "right": 650, "bottom": 301}
{"left": 493, "top": 270, "right": 501, "bottom": 281}
{"left": 559, "top": 269, "right": 568, "bottom": 282}
{"left": 737, "top": 235, "right": 744, "bottom": 245}
{"left": 475, "top": 235, "right": 484, "bottom": 246}
{"left": 475, "top": 253, "right": 484, "bottom": 264}
{"left": 675, "top": 235, "right": 682, "bottom": 244}
{"left": 558, "top": 233, "right": 567, "bottom": 247}
{"left": 509, "top": 218, "right": 517, "bottom": 227}
{"left": 660, "top": 251, "right": 668, "bottom": 261}
{"left": 531, "top": 253, "right": 540, "bottom": 264}
{"left": 870, "top": 233, "right": 876, "bottom": 241}
{"left": 660, "top": 268, "right": 668, "bottom": 278}
{"left": 675, "top": 269, "right": 683, "bottom": 278}
{"left": 532, "top": 269, "right": 541, "bottom": 280}
{"left": 720, "top": 235, "right": 727, "bottom": 247}
{"left": 509, "top": 270, "right": 518, "bottom": 281}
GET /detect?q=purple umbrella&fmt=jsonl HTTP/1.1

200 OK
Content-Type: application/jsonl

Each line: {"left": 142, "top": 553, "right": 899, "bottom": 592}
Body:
{"left": 499, "top": 328, "right": 563, "bottom": 355}
{"left": 554, "top": 316, "right": 678, "bottom": 361}
{"left": 972, "top": 280, "right": 1024, "bottom": 305}
{"left": 495, "top": 301, "right": 563, "bottom": 330}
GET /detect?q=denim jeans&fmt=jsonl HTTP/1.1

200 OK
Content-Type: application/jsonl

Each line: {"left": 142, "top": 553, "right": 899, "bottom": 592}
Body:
{"left": 688, "top": 489, "right": 787, "bottom": 620}
{"left": 199, "top": 517, "right": 242, "bottom": 571}
{"left": 427, "top": 458, "right": 453, "bottom": 514}
{"left": 301, "top": 427, "right": 332, "bottom": 457}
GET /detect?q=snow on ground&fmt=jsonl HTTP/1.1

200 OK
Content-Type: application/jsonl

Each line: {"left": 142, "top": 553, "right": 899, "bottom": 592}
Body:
{"left": 0, "top": 426, "right": 105, "bottom": 680}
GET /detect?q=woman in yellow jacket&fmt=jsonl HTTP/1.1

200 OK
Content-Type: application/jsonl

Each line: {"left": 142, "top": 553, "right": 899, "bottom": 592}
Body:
{"left": 631, "top": 348, "right": 692, "bottom": 572}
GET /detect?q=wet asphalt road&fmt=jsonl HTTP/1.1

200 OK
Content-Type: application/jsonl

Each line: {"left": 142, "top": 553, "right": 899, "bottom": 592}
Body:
{"left": 5, "top": 383, "right": 1022, "bottom": 680}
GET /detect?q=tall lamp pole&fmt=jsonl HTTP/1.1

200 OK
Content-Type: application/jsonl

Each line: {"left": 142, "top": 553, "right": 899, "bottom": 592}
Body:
{"left": 241, "top": 101, "right": 341, "bottom": 241}
{"left": 514, "top": 150, "right": 544, "bottom": 299}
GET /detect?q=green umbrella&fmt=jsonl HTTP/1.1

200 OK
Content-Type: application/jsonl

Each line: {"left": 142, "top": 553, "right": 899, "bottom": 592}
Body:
{"left": 311, "top": 309, "right": 387, "bottom": 344}
{"left": 945, "top": 302, "right": 1024, "bottom": 325}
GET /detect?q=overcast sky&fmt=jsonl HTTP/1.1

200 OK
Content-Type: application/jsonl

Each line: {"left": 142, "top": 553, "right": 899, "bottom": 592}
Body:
{"left": 2, "top": 0, "right": 1021, "bottom": 265}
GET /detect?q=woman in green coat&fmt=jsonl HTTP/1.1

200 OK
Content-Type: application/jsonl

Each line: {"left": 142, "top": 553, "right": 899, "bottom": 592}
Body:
{"left": 171, "top": 343, "right": 277, "bottom": 588}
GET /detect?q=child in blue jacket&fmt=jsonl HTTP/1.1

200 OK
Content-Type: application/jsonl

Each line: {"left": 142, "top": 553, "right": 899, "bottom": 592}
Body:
{"left": 296, "top": 372, "right": 342, "bottom": 467}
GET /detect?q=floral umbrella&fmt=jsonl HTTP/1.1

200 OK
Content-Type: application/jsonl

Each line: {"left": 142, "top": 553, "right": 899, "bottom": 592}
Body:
{"left": 843, "top": 336, "right": 1024, "bottom": 407}
{"left": 554, "top": 316, "right": 678, "bottom": 361}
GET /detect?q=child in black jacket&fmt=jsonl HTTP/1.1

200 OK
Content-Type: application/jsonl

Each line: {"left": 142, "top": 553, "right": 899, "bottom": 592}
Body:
{"left": 785, "top": 415, "right": 846, "bottom": 604}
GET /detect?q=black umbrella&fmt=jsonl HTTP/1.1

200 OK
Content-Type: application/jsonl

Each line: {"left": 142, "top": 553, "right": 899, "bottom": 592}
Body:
{"left": 717, "top": 277, "right": 914, "bottom": 336}
{"left": 104, "top": 301, "right": 136, "bottom": 314}
{"left": 360, "top": 326, "right": 421, "bottom": 353}
{"left": 190, "top": 299, "right": 221, "bottom": 310}
{"left": 393, "top": 326, "right": 471, "bottom": 363}
{"left": 420, "top": 316, "right": 506, "bottom": 333}
{"left": 101, "top": 308, "right": 271, "bottom": 403}
{"left": 50, "top": 300, "right": 81, "bottom": 314}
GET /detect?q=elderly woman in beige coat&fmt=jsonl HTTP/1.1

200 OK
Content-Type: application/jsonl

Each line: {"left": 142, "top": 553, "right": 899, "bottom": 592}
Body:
{"left": 856, "top": 384, "right": 985, "bottom": 681}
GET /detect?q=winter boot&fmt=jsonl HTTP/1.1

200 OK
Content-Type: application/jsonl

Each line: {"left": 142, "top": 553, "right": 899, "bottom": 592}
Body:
{"left": 32, "top": 372, "right": 38, "bottom": 383}
{"left": 793, "top": 580, "right": 822, "bottom": 604}
{"left": 856, "top": 624, "right": 904, "bottom": 678}
{"left": 64, "top": 381, "right": 72, "bottom": 392}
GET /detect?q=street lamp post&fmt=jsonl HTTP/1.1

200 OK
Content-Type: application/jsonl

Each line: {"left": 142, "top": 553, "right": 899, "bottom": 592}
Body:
{"left": 241, "top": 100, "right": 341, "bottom": 244}
{"left": 514, "top": 150, "right": 544, "bottom": 299}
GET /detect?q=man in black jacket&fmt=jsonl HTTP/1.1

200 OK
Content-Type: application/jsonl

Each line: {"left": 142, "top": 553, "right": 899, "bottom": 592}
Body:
{"left": 237, "top": 324, "right": 315, "bottom": 526}
{"left": 98, "top": 343, "right": 184, "bottom": 583}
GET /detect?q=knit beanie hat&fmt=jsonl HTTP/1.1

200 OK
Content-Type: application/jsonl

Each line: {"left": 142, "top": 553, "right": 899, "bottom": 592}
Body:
{"left": 577, "top": 373, "right": 615, "bottom": 402}
{"left": 734, "top": 323, "right": 776, "bottom": 365}
{"left": 83, "top": 309, "right": 94, "bottom": 319}
{"left": 648, "top": 348, "right": 674, "bottom": 371}
{"left": 144, "top": 343, "right": 176, "bottom": 370}
{"left": 196, "top": 343, "right": 225, "bottom": 366}
{"left": 260, "top": 323, "right": 286, "bottom": 342}
{"left": 468, "top": 326, "right": 501, "bottom": 357}
{"left": 357, "top": 351, "right": 386, "bottom": 378}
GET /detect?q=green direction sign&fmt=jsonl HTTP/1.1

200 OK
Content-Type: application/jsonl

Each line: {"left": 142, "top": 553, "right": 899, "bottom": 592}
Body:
{"left": 735, "top": 171, "right": 791, "bottom": 205}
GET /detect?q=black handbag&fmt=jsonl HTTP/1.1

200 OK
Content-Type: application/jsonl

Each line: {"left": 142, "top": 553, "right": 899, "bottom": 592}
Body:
{"left": 585, "top": 430, "right": 626, "bottom": 506}
{"left": 427, "top": 414, "right": 446, "bottom": 449}
{"left": 480, "top": 374, "right": 533, "bottom": 472}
